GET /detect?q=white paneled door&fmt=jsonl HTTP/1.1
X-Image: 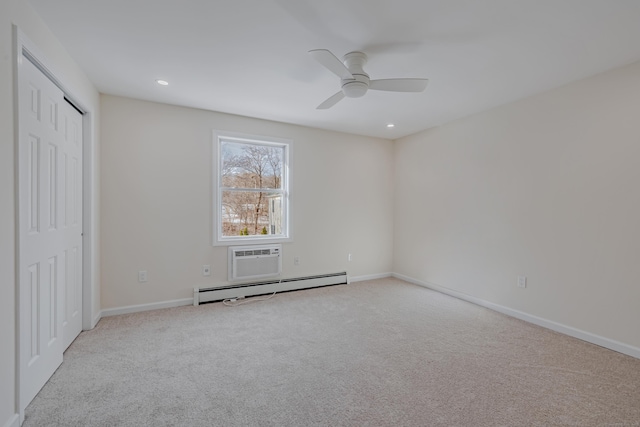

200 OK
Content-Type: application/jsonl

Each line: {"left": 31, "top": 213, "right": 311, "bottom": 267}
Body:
{"left": 18, "top": 55, "right": 83, "bottom": 410}
{"left": 60, "top": 94, "right": 83, "bottom": 351}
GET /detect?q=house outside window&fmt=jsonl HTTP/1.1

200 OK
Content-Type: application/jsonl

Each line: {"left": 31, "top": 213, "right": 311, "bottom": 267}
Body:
{"left": 213, "top": 131, "right": 291, "bottom": 245}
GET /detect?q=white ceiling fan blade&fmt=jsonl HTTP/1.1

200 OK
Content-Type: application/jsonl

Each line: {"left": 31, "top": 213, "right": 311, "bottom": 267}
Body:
{"left": 309, "top": 49, "right": 354, "bottom": 80}
{"left": 369, "top": 78, "right": 429, "bottom": 92}
{"left": 317, "top": 91, "right": 345, "bottom": 109}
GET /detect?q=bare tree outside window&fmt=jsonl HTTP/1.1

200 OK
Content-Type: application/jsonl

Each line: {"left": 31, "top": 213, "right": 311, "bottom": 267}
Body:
{"left": 219, "top": 139, "right": 286, "bottom": 238}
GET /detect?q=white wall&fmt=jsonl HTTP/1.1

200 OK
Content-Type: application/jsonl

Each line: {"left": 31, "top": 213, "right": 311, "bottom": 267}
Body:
{"left": 394, "top": 60, "right": 640, "bottom": 350}
{"left": 100, "top": 95, "right": 393, "bottom": 309}
{"left": 0, "top": 0, "right": 100, "bottom": 424}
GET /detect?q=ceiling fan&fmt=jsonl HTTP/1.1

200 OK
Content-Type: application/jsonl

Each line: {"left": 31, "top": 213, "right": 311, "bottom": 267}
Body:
{"left": 309, "top": 49, "right": 429, "bottom": 109}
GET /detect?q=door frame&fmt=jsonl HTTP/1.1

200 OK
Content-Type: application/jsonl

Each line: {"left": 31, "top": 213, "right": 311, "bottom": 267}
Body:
{"left": 13, "top": 26, "right": 97, "bottom": 421}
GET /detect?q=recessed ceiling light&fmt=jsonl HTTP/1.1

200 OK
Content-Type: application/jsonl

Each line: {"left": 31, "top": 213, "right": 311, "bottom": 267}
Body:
{"left": 386, "top": 123, "right": 395, "bottom": 128}
{"left": 156, "top": 79, "right": 169, "bottom": 86}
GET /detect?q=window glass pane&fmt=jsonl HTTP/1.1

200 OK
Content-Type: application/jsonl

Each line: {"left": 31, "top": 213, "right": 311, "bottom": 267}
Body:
{"left": 221, "top": 141, "right": 283, "bottom": 189}
{"left": 221, "top": 191, "right": 283, "bottom": 237}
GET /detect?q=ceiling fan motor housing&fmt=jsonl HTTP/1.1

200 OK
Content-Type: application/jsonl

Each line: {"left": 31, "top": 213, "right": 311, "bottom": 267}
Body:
{"left": 341, "top": 51, "right": 370, "bottom": 98}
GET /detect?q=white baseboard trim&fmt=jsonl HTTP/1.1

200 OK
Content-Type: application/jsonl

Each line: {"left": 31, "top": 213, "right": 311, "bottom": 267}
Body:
{"left": 101, "top": 298, "right": 193, "bottom": 317}
{"left": 92, "top": 311, "right": 102, "bottom": 329}
{"left": 393, "top": 273, "right": 640, "bottom": 360}
{"left": 3, "top": 414, "right": 19, "bottom": 427}
{"left": 101, "top": 274, "right": 388, "bottom": 317}
{"left": 100, "top": 274, "right": 391, "bottom": 316}
{"left": 350, "top": 272, "right": 392, "bottom": 283}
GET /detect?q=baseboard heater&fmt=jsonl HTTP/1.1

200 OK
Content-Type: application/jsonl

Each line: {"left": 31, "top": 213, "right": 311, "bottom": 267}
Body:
{"left": 193, "top": 272, "right": 349, "bottom": 305}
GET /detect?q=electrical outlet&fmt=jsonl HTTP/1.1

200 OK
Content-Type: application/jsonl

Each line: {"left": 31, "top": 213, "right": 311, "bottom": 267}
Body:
{"left": 294, "top": 256, "right": 300, "bottom": 266}
{"left": 517, "top": 276, "right": 527, "bottom": 288}
{"left": 138, "top": 270, "right": 148, "bottom": 283}
{"left": 348, "top": 253, "right": 352, "bottom": 262}
{"left": 202, "top": 265, "right": 211, "bottom": 276}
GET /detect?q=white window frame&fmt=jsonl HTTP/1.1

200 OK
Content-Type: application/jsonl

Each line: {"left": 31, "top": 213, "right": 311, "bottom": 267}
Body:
{"left": 212, "top": 130, "right": 292, "bottom": 246}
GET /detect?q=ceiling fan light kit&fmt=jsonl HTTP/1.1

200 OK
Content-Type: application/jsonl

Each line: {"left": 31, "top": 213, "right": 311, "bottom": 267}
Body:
{"left": 309, "top": 49, "right": 428, "bottom": 109}
{"left": 343, "top": 81, "right": 368, "bottom": 98}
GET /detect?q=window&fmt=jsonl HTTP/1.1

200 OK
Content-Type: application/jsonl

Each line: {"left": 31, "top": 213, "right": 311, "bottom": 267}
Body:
{"left": 213, "top": 131, "right": 291, "bottom": 245}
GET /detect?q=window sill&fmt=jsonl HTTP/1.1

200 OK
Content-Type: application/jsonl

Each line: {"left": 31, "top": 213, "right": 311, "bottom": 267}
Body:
{"left": 213, "top": 236, "right": 293, "bottom": 247}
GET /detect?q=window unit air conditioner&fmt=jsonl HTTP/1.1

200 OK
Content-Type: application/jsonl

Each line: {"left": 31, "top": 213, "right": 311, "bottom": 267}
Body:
{"left": 228, "top": 244, "right": 282, "bottom": 282}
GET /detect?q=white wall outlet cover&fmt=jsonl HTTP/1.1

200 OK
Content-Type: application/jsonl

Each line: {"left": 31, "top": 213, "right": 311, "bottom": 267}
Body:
{"left": 203, "top": 265, "right": 211, "bottom": 276}
{"left": 518, "top": 276, "right": 527, "bottom": 288}
{"left": 138, "top": 270, "right": 148, "bottom": 283}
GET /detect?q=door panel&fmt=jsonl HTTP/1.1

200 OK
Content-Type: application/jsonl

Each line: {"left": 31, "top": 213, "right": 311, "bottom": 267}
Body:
{"left": 60, "top": 99, "right": 83, "bottom": 350}
{"left": 19, "top": 56, "right": 63, "bottom": 407}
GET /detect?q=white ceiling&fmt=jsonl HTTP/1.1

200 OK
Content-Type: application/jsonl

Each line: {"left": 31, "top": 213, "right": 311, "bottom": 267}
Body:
{"left": 28, "top": 0, "right": 640, "bottom": 139}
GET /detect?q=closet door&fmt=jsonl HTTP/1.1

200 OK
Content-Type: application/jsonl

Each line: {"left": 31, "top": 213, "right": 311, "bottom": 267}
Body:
{"left": 18, "top": 54, "right": 83, "bottom": 410}
{"left": 60, "top": 97, "right": 83, "bottom": 350}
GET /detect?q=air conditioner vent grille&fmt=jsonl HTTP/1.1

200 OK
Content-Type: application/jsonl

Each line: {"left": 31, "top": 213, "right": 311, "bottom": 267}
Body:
{"left": 234, "top": 248, "right": 278, "bottom": 257}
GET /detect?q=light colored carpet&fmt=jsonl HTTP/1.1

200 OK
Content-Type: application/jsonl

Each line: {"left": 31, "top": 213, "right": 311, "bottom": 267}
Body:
{"left": 24, "top": 278, "right": 640, "bottom": 426}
